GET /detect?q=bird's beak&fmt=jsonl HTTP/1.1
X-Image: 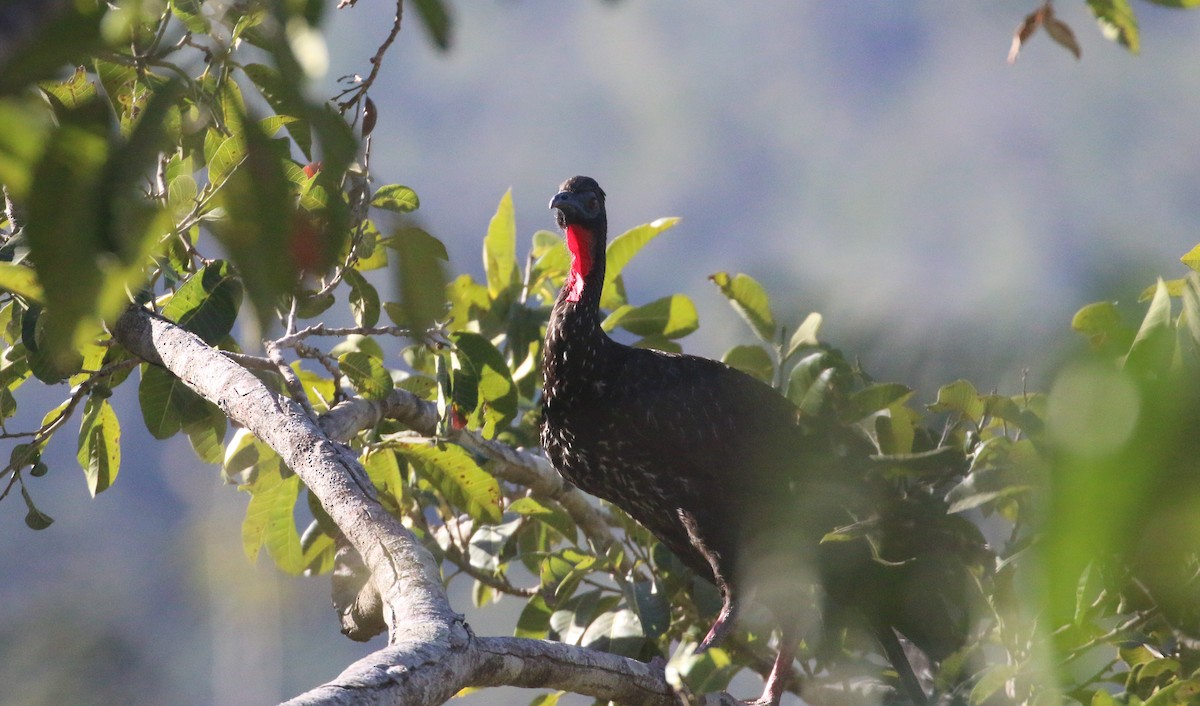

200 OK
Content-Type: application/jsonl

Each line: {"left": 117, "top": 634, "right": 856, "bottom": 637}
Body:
{"left": 549, "top": 191, "right": 581, "bottom": 217}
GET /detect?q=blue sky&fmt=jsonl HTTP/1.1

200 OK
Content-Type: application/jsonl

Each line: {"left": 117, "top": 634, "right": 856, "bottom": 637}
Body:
{"left": 325, "top": 2, "right": 1200, "bottom": 392}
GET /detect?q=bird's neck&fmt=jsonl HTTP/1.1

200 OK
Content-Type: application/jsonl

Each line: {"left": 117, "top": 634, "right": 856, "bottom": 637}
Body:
{"left": 545, "top": 224, "right": 610, "bottom": 381}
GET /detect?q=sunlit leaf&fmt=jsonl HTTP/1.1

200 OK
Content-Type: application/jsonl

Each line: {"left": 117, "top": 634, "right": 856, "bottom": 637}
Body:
{"left": 784, "top": 312, "right": 822, "bottom": 360}
{"left": 371, "top": 184, "right": 420, "bottom": 213}
{"left": 602, "top": 294, "right": 699, "bottom": 339}
{"left": 339, "top": 351, "right": 393, "bottom": 401}
{"left": 1124, "top": 278, "right": 1174, "bottom": 374}
{"left": 483, "top": 189, "right": 518, "bottom": 299}
{"left": 77, "top": 396, "right": 120, "bottom": 496}
{"left": 929, "top": 379, "right": 985, "bottom": 424}
{"left": 388, "top": 227, "right": 448, "bottom": 334}
{"left": 722, "top": 344, "right": 773, "bottom": 383}
{"left": 161, "top": 260, "right": 243, "bottom": 345}
{"left": 397, "top": 439, "right": 501, "bottom": 524}
{"left": 709, "top": 271, "right": 776, "bottom": 343}
{"left": 600, "top": 217, "right": 679, "bottom": 310}
{"left": 0, "top": 263, "right": 43, "bottom": 302}
{"left": 452, "top": 331, "right": 517, "bottom": 434}
{"left": 1088, "top": 0, "right": 1140, "bottom": 52}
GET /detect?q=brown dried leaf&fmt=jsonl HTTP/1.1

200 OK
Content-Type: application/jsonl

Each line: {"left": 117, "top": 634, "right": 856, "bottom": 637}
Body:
{"left": 1044, "top": 16, "right": 1082, "bottom": 59}
{"left": 1008, "top": 7, "right": 1045, "bottom": 64}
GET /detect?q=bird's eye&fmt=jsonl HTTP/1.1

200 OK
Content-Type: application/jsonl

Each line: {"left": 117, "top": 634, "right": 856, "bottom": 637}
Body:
{"left": 587, "top": 197, "right": 598, "bottom": 210}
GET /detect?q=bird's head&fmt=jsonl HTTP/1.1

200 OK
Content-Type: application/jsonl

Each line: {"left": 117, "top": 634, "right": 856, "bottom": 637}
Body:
{"left": 550, "top": 176, "right": 608, "bottom": 303}
{"left": 550, "top": 176, "right": 606, "bottom": 232}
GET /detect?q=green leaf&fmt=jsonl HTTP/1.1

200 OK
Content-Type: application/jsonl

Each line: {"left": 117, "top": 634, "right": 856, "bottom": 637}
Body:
{"left": 709, "top": 272, "right": 776, "bottom": 343}
{"left": 1137, "top": 278, "right": 1187, "bottom": 301}
{"left": 722, "top": 344, "right": 773, "bottom": 383}
{"left": 339, "top": 351, "right": 393, "bottom": 401}
{"left": 161, "top": 260, "right": 244, "bottom": 345}
{"left": 21, "top": 485, "right": 53, "bottom": 530}
{"left": 39, "top": 66, "right": 97, "bottom": 112}
{"left": 1179, "top": 274, "right": 1200, "bottom": 362}
{"left": 580, "top": 607, "right": 645, "bottom": 658}
{"left": 77, "top": 396, "right": 120, "bottom": 496}
{"left": 396, "top": 439, "right": 502, "bottom": 524}
{"left": 362, "top": 448, "right": 404, "bottom": 511}
{"left": 515, "top": 594, "right": 552, "bottom": 639}
{"left": 1124, "top": 278, "right": 1175, "bottom": 374}
{"left": 627, "top": 579, "right": 670, "bottom": 639}
{"left": 223, "top": 427, "right": 281, "bottom": 486}
{"left": 602, "top": 294, "right": 699, "bottom": 339}
{"left": 169, "top": 0, "right": 209, "bottom": 33}
{"left": 452, "top": 331, "right": 518, "bottom": 434}
{"left": 786, "top": 351, "right": 838, "bottom": 411}
{"left": 945, "top": 463, "right": 1032, "bottom": 514}
{"left": 445, "top": 274, "right": 490, "bottom": 334}
{"left": 183, "top": 400, "right": 227, "bottom": 465}
{"left": 784, "top": 312, "right": 822, "bottom": 360}
{"left": 483, "top": 189, "right": 518, "bottom": 299}
{"left": 0, "top": 98, "right": 52, "bottom": 201}
{"left": 844, "top": 383, "right": 913, "bottom": 422}
{"left": 969, "top": 664, "right": 1018, "bottom": 706}
{"left": 213, "top": 118, "right": 296, "bottom": 327}
{"left": 242, "top": 464, "right": 306, "bottom": 574}
{"left": 138, "top": 363, "right": 209, "bottom": 440}
{"left": 928, "top": 379, "right": 985, "bottom": 424}
{"left": 24, "top": 103, "right": 109, "bottom": 361}
{"left": 1183, "top": 243, "right": 1200, "bottom": 272}
{"left": 412, "top": 0, "right": 453, "bottom": 49}
{"left": 792, "top": 366, "right": 836, "bottom": 416}
{"left": 0, "top": 3, "right": 104, "bottom": 96}
{"left": 371, "top": 184, "right": 420, "bottom": 213}
{"left": 600, "top": 217, "right": 679, "bottom": 310}
{"left": 1143, "top": 0, "right": 1200, "bottom": 7}
{"left": 241, "top": 63, "right": 312, "bottom": 159}
{"left": 388, "top": 227, "right": 449, "bottom": 334}
{"left": 1087, "top": 0, "right": 1140, "bottom": 52}
{"left": 0, "top": 263, "right": 44, "bottom": 302}
{"left": 206, "top": 133, "right": 246, "bottom": 190}
{"left": 509, "top": 496, "right": 576, "bottom": 543}
{"left": 343, "top": 268, "right": 381, "bottom": 328}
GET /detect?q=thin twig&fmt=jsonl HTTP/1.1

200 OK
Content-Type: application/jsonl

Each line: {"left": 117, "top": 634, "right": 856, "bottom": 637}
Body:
{"left": 334, "top": 0, "right": 404, "bottom": 113}
{"left": 274, "top": 322, "right": 411, "bottom": 349}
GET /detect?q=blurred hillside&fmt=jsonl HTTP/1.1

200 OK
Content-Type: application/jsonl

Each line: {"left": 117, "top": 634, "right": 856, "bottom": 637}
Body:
{"left": 3, "top": 3, "right": 1200, "bottom": 705}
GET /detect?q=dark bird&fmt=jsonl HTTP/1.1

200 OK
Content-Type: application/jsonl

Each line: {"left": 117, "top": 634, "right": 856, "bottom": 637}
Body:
{"left": 540, "top": 176, "right": 984, "bottom": 705}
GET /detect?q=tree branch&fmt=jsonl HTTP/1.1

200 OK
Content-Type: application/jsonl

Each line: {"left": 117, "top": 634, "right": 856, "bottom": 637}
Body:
{"left": 109, "top": 305, "right": 690, "bottom": 705}
{"left": 319, "top": 390, "right": 628, "bottom": 566}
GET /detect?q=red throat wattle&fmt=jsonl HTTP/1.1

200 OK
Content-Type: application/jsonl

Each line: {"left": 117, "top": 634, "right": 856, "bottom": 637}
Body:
{"left": 565, "top": 224, "right": 594, "bottom": 302}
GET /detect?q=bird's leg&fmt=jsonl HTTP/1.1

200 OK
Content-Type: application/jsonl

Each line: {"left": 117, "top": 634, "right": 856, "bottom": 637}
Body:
{"left": 679, "top": 510, "right": 738, "bottom": 652}
{"left": 752, "top": 630, "right": 797, "bottom": 706}
{"left": 697, "top": 581, "right": 736, "bottom": 652}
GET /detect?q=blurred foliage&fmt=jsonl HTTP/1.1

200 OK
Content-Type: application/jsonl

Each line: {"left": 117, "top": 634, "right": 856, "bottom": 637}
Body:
{"left": 1009, "top": 0, "right": 1200, "bottom": 62}
{"left": 0, "top": 2, "right": 1199, "bottom": 706}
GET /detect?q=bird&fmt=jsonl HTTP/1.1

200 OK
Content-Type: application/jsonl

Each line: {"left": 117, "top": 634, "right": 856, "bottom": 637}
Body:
{"left": 539, "top": 175, "right": 984, "bottom": 705}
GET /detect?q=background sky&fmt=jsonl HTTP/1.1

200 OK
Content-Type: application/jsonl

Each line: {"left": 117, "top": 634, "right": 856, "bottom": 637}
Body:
{"left": 4, "top": 3, "right": 1200, "bottom": 706}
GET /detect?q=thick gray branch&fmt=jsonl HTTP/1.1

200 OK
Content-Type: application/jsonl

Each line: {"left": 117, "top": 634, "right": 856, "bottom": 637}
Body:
{"left": 111, "top": 306, "right": 691, "bottom": 706}
{"left": 111, "top": 307, "right": 458, "bottom": 648}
